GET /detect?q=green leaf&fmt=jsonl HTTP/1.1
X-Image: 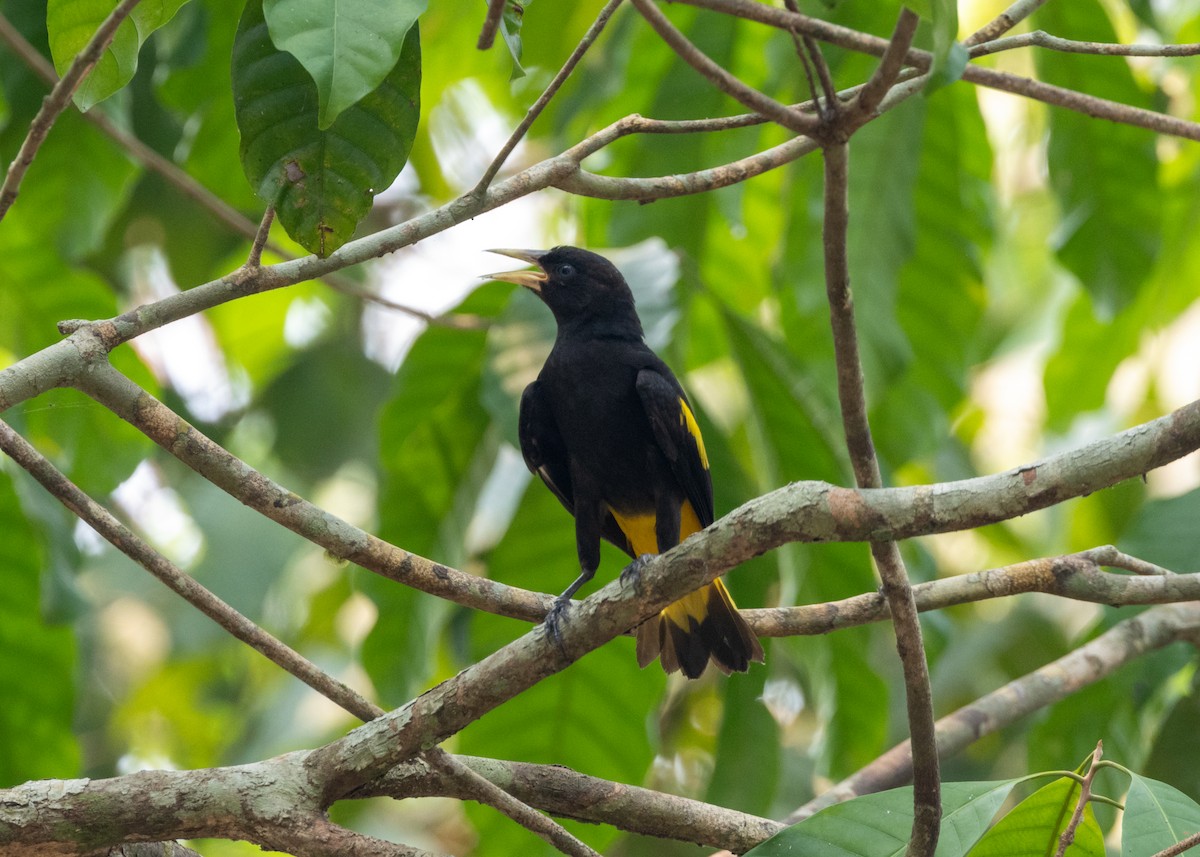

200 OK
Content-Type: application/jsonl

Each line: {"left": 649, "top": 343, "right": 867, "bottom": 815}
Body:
{"left": 1034, "top": 1, "right": 1161, "bottom": 314}
{"left": 498, "top": 0, "right": 528, "bottom": 80}
{"left": 1119, "top": 486, "right": 1200, "bottom": 573}
{"left": 884, "top": 81, "right": 990, "bottom": 464}
{"left": 362, "top": 285, "right": 509, "bottom": 703}
{"left": 262, "top": 0, "right": 426, "bottom": 129}
{"left": 257, "top": 337, "right": 393, "bottom": 483}
{"left": 231, "top": 0, "right": 421, "bottom": 256}
{"left": 924, "top": 0, "right": 968, "bottom": 93}
{"left": 0, "top": 109, "right": 139, "bottom": 265}
{"left": 967, "top": 777, "right": 1105, "bottom": 857}
{"left": 746, "top": 780, "right": 1019, "bottom": 856}
{"left": 707, "top": 664, "right": 779, "bottom": 815}
{"left": 46, "top": 0, "right": 192, "bottom": 110}
{"left": 1144, "top": 679, "right": 1200, "bottom": 804}
{"left": 0, "top": 472, "right": 79, "bottom": 782}
{"left": 1122, "top": 773, "right": 1200, "bottom": 857}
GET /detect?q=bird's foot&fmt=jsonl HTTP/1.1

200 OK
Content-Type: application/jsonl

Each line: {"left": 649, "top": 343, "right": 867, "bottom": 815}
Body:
{"left": 543, "top": 595, "right": 573, "bottom": 655}
{"left": 619, "top": 553, "right": 655, "bottom": 591}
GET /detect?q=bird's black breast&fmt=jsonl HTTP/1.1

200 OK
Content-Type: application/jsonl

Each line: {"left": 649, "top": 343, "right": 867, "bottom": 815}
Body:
{"left": 537, "top": 337, "right": 673, "bottom": 511}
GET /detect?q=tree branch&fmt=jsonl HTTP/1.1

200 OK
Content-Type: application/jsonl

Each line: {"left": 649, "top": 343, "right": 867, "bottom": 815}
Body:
{"left": 964, "top": 0, "right": 1051, "bottom": 47}
{"left": 473, "top": 0, "right": 624, "bottom": 195}
{"left": 675, "top": 0, "right": 1200, "bottom": 142}
{"left": 23, "top": 326, "right": 1198, "bottom": 632}
{"left": 819, "top": 135, "right": 939, "bottom": 856}
{"left": 356, "top": 755, "right": 784, "bottom": 851}
{"left": 969, "top": 30, "right": 1200, "bottom": 59}
{"left": 425, "top": 750, "right": 601, "bottom": 857}
{"left": 629, "top": 0, "right": 819, "bottom": 135}
{"left": 1054, "top": 742, "right": 1104, "bottom": 857}
{"left": 843, "top": 9, "right": 919, "bottom": 130}
{"left": 477, "top": 0, "right": 507, "bottom": 50}
{"left": 746, "top": 549, "right": 1200, "bottom": 637}
{"left": 790, "top": 602, "right": 1200, "bottom": 820}
{"left": 1149, "top": 830, "right": 1200, "bottom": 857}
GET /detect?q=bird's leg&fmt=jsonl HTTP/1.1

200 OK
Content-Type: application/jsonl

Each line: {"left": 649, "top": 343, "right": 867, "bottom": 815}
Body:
{"left": 544, "top": 566, "right": 596, "bottom": 651}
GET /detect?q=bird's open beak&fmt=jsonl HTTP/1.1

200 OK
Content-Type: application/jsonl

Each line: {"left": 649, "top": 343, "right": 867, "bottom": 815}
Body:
{"left": 485, "top": 249, "right": 549, "bottom": 293}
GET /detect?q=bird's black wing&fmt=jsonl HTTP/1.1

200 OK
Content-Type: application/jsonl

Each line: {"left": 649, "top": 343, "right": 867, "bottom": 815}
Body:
{"left": 518, "top": 381, "right": 575, "bottom": 513}
{"left": 519, "top": 380, "right": 635, "bottom": 555}
{"left": 635, "top": 368, "right": 715, "bottom": 528}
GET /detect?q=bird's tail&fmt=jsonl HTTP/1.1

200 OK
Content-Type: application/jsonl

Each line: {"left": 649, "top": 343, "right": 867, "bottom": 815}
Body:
{"left": 635, "top": 578, "right": 764, "bottom": 679}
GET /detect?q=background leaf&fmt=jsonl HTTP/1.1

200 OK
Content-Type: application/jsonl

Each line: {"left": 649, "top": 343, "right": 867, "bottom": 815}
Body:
{"left": 232, "top": 0, "right": 421, "bottom": 255}
{"left": 263, "top": 0, "right": 426, "bottom": 128}
{"left": 46, "top": 0, "right": 191, "bottom": 110}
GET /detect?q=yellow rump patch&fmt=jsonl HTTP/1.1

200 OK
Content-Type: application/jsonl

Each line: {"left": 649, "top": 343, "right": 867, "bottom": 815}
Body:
{"left": 679, "top": 398, "right": 709, "bottom": 469}
{"left": 609, "top": 500, "right": 703, "bottom": 556}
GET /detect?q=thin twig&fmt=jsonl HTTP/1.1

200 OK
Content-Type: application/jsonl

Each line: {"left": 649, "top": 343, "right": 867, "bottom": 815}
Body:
{"left": 964, "top": 0, "right": 1052, "bottom": 47}
{"left": 846, "top": 9, "right": 919, "bottom": 126}
{"left": 779, "top": 0, "right": 829, "bottom": 120}
{"left": 791, "top": 603, "right": 1200, "bottom": 820}
{"left": 630, "top": 0, "right": 819, "bottom": 135}
{"left": 1054, "top": 742, "right": 1104, "bottom": 857}
{"left": 1149, "top": 830, "right": 1200, "bottom": 857}
{"left": 477, "top": 0, "right": 507, "bottom": 49}
{"left": 676, "top": 0, "right": 1200, "bottom": 142}
{"left": 820, "top": 140, "right": 940, "bottom": 857}
{"left": 426, "top": 750, "right": 601, "bottom": 857}
{"left": 246, "top": 206, "right": 275, "bottom": 268}
{"left": 473, "top": 0, "right": 624, "bottom": 195}
{"left": 746, "top": 550, "right": 1199, "bottom": 637}
{"left": 970, "top": 30, "right": 1200, "bottom": 59}
{"left": 0, "top": 417, "right": 383, "bottom": 724}
{"left": 0, "top": 0, "right": 143, "bottom": 220}
{"left": 804, "top": 34, "right": 838, "bottom": 119}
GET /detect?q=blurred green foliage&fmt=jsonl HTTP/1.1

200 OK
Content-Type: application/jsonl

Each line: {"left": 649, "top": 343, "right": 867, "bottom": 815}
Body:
{"left": 1, "top": 0, "right": 1200, "bottom": 854}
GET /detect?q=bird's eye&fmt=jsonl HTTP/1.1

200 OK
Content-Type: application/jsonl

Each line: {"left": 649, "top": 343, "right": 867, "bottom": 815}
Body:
{"left": 557, "top": 263, "right": 575, "bottom": 278}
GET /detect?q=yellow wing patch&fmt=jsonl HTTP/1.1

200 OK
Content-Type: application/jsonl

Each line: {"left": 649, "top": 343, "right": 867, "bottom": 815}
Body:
{"left": 679, "top": 398, "right": 709, "bottom": 469}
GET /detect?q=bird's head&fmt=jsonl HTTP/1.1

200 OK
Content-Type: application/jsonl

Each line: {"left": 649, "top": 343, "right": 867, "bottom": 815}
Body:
{"left": 486, "top": 246, "right": 642, "bottom": 338}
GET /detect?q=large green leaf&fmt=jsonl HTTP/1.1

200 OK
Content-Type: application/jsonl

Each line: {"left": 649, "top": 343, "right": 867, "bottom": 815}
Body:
{"left": 1122, "top": 773, "right": 1200, "bottom": 857}
{"left": 0, "top": 472, "right": 79, "bottom": 782}
{"left": 1119, "top": 487, "right": 1200, "bottom": 573}
{"left": 1144, "top": 677, "right": 1200, "bottom": 805}
{"left": 1034, "top": 1, "right": 1161, "bottom": 314}
{"left": 924, "top": 0, "right": 968, "bottom": 93}
{"left": 263, "top": 0, "right": 426, "bottom": 129}
{"left": 883, "top": 82, "right": 991, "bottom": 465}
{"left": 231, "top": 0, "right": 420, "bottom": 256}
{"left": 0, "top": 109, "right": 139, "bottom": 265}
{"left": 362, "top": 285, "right": 509, "bottom": 704}
{"left": 967, "top": 776, "right": 1104, "bottom": 857}
{"left": 257, "top": 336, "right": 393, "bottom": 482}
{"left": 707, "top": 661, "right": 778, "bottom": 816}
{"left": 747, "top": 780, "right": 1019, "bottom": 856}
{"left": 46, "top": 0, "right": 192, "bottom": 110}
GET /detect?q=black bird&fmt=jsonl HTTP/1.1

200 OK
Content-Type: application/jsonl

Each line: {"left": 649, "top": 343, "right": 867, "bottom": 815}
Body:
{"left": 487, "top": 246, "right": 763, "bottom": 679}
